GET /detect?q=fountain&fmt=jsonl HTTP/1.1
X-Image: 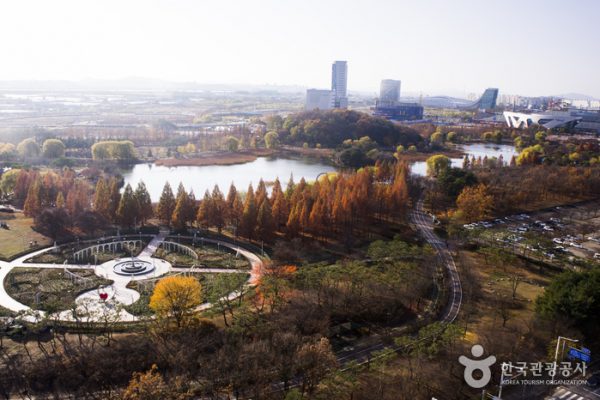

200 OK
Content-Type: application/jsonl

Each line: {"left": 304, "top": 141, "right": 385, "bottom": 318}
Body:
{"left": 113, "top": 257, "right": 155, "bottom": 276}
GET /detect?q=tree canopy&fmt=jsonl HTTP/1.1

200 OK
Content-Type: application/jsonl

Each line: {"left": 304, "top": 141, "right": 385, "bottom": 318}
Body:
{"left": 278, "top": 109, "right": 422, "bottom": 148}
{"left": 149, "top": 276, "right": 202, "bottom": 328}
{"left": 17, "top": 138, "right": 41, "bottom": 158}
{"left": 42, "top": 139, "right": 66, "bottom": 158}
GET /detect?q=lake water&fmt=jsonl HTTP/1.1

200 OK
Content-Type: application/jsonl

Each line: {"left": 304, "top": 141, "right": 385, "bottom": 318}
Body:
{"left": 122, "top": 157, "right": 335, "bottom": 201}
{"left": 123, "top": 143, "right": 518, "bottom": 201}
{"left": 410, "top": 143, "right": 518, "bottom": 176}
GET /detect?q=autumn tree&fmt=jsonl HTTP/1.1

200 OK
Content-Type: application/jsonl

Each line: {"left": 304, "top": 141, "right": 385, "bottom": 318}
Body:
{"left": 17, "top": 138, "right": 40, "bottom": 158}
{"left": 66, "top": 181, "right": 90, "bottom": 217}
{"left": 456, "top": 184, "right": 494, "bottom": 223}
{"left": 42, "top": 139, "right": 66, "bottom": 158}
{"left": 196, "top": 190, "right": 212, "bottom": 229}
{"left": 134, "top": 181, "right": 153, "bottom": 225}
{"left": 239, "top": 184, "right": 257, "bottom": 239}
{"left": 107, "top": 177, "right": 122, "bottom": 223}
{"left": 171, "top": 184, "right": 195, "bottom": 231}
{"left": 23, "top": 177, "right": 43, "bottom": 217}
{"left": 93, "top": 177, "right": 112, "bottom": 220}
{"left": 210, "top": 185, "right": 226, "bottom": 232}
{"left": 122, "top": 364, "right": 169, "bottom": 400}
{"left": 225, "top": 183, "right": 242, "bottom": 229}
{"left": 256, "top": 198, "right": 275, "bottom": 242}
{"left": 156, "top": 182, "right": 176, "bottom": 225}
{"left": 56, "top": 191, "right": 65, "bottom": 208}
{"left": 271, "top": 178, "right": 289, "bottom": 229}
{"left": 149, "top": 276, "right": 202, "bottom": 328}
{"left": 426, "top": 154, "right": 451, "bottom": 177}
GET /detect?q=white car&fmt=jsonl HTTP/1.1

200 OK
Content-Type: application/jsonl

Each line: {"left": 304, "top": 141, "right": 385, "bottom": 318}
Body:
{"left": 594, "top": 253, "right": 600, "bottom": 259}
{"left": 570, "top": 243, "right": 583, "bottom": 249}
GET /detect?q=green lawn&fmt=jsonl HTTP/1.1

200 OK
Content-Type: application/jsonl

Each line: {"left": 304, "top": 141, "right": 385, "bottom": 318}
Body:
{"left": 0, "top": 213, "right": 51, "bottom": 260}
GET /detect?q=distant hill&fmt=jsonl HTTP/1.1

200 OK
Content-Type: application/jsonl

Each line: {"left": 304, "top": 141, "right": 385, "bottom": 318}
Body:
{"left": 0, "top": 78, "right": 306, "bottom": 93}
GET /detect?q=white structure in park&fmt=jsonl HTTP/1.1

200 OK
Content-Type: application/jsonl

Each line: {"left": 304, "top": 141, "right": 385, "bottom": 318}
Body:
{"left": 503, "top": 111, "right": 581, "bottom": 130}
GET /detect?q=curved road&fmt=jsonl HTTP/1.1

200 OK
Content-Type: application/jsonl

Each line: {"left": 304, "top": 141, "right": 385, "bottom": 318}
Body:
{"left": 335, "top": 197, "right": 463, "bottom": 366}
{"left": 410, "top": 197, "right": 462, "bottom": 323}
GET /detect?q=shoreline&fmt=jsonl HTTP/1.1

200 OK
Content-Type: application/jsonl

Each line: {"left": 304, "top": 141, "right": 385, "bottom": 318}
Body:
{"left": 398, "top": 147, "right": 466, "bottom": 162}
{"left": 151, "top": 146, "right": 334, "bottom": 168}
{"left": 154, "top": 149, "right": 274, "bottom": 167}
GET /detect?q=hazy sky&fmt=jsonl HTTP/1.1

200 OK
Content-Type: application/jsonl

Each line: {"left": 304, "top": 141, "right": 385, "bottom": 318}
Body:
{"left": 1, "top": 0, "right": 599, "bottom": 97}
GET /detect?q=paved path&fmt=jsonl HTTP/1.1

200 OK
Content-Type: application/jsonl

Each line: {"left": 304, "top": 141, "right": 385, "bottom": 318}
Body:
{"left": 0, "top": 232, "right": 264, "bottom": 323}
{"left": 410, "top": 198, "right": 462, "bottom": 323}
{"left": 138, "top": 230, "right": 168, "bottom": 258}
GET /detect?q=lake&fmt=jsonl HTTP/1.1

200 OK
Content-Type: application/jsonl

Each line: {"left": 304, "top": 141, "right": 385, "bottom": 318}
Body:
{"left": 123, "top": 143, "right": 519, "bottom": 201}
{"left": 410, "top": 143, "right": 518, "bottom": 176}
{"left": 122, "top": 157, "right": 336, "bottom": 201}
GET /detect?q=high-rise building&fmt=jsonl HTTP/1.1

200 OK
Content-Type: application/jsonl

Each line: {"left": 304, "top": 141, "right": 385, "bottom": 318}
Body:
{"left": 379, "top": 79, "right": 401, "bottom": 104}
{"left": 331, "top": 60, "right": 348, "bottom": 108}
{"left": 305, "top": 89, "right": 333, "bottom": 111}
{"left": 373, "top": 78, "right": 422, "bottom": 121}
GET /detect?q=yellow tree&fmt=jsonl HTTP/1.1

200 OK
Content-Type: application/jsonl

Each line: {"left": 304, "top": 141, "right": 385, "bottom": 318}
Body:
{"left": 122, "top": 364, "right": 168, "bottom": 400}
{"left": 456, "top": 184, "right": 494, "bottom": 223}
{"left": 149, "top": 276, "right": 202, "bottom": 328}
{"left": 23, "top": 177, "right": 43, "bottom": 217}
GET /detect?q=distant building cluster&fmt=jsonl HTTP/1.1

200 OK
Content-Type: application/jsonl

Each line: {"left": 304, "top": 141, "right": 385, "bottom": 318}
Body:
{"left": 305, "top": 61, "right": 348, "bottom": 111}
{"left": 373, "top": 79, "right": 423, "bottom": 121}
{"left": 305, "top": 63, "right": 424, "bottom": 121}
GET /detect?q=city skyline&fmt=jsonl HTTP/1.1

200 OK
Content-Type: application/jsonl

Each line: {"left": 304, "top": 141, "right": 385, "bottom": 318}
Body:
{"left": 0, "top": 0, "right": 599, "bottom": 98}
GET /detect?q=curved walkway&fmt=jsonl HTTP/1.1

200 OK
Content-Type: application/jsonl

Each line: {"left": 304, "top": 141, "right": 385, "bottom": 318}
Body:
{"left": 410, "top": 197, "right": 462, "bottom": 323}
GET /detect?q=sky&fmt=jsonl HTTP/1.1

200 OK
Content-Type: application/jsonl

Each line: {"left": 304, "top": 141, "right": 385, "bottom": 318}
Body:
{"left": 0, "top": 0, "right": 599, "bottom": 97}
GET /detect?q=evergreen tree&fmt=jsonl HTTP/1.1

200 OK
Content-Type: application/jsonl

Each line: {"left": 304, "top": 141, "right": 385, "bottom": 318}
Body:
{"left": 107, "top": 177, "right": 122, "bottom": 223}
{"left": 134, "top": 181, "right": 153, "bottom": 225}
{"left": 171, "top": 184, "right": 193, "bottom": 231}
{"left": 157, "top": 182, "right": 176, "bottom": 225}
{"left": 211, "top": 185, "right": 226, "bottom": 233}
{"left": 117, "top": 184, "right": 138, "bottom": 227}
{"left": 256, "top": 198, "right": 275, "bottom": 242}
{"left": 239, "top": 184, "right": 257, "bottom": 239}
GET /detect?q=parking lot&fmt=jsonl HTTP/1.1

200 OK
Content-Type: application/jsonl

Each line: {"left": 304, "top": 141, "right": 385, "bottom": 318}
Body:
{"left": 464, "top": 200, "right": 600, "bottom": 265}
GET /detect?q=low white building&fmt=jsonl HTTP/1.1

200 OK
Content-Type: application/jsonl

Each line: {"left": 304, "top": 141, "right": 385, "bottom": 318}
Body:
{"left": 305, "top": 89, "right": 333, "bottom": 111}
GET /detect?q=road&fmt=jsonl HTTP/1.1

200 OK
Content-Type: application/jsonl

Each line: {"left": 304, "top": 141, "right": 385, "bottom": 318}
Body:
{"left": 546, "top": 384, "right": 600, "bottom": 400}
{"left": 334, "top": 197, "right": 463, "bottom": 366}
{"left": 410, "top": 198, "right": 462, "bottom": 323}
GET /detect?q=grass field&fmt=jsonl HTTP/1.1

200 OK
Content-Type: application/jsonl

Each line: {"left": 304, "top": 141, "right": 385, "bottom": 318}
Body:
{"left": 458, "top": 249, "right": 557, "bottom": 346}
{"left": 0, "top": 212, "right": 51, "bottom": 260}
